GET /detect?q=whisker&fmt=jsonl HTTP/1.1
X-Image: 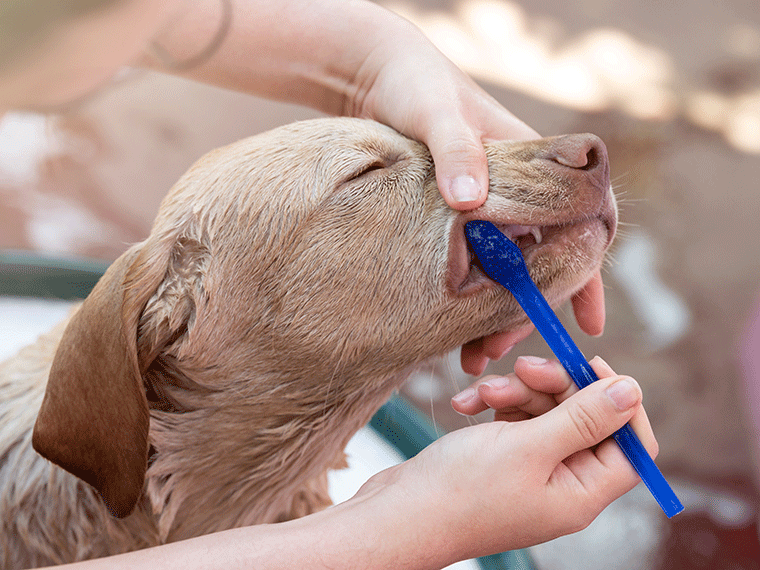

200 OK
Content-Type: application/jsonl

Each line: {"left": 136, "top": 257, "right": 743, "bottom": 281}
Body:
{"left": 612, "top": 229, "right": 635, "bottom": 242}
{"left": 427, "top": 364, "right": 441, "bottom": 439}
{"left": 610, "top": 171, "right": 630, "bottom": 185}
{"left": 445, "top": 352, "right": 477, "bottom": 426}
{"left": 603, "top": 251, "right": 621, "bottom": 270}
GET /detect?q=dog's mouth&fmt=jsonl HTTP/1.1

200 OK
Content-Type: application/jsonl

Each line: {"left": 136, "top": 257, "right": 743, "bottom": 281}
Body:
{"left": 470, "top": 223, "right": 547, "bottom": 277}
{"left": 447, "top": 212, "right": 615, "bottom": 296}
{"left": 449, "top": 221, "right": 549, "bottom": 295}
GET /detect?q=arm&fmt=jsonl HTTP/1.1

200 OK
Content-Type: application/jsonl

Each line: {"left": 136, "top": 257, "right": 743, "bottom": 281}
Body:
{"left": 139, "top": 0, "right": 539, "bottom": 209}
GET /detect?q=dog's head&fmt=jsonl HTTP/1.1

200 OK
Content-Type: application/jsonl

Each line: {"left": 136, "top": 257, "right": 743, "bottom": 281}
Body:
{"left": 32, "top": 118, "right": 616, "bottom": 518}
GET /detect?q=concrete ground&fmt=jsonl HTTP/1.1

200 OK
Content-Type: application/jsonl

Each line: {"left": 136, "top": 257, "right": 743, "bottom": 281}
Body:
{"left": 2, "top": 0, "right": 760, "bottom": 567}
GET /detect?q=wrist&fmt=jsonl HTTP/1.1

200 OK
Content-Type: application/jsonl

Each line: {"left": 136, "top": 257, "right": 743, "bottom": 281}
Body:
{"left": 338, "top": 6, "right": 428, "bottom": 115}
{"left": 307, "top": 473, "right": 459, "bottom": 570}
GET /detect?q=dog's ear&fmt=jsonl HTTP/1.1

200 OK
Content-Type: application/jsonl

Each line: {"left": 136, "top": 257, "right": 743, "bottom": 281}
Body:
{"left": 32, "top": 239, "right": 174, "bottom": 518}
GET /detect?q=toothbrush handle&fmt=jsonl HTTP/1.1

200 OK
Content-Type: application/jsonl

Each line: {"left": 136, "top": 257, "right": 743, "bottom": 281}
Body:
{"left": 513, "top": 284, "right": 684, "bottom": 518}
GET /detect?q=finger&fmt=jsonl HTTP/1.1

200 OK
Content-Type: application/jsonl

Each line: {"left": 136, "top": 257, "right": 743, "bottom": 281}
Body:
{"left": 589, "top": 356, "right": 658, "bottom": 459}
{"left": 427, "top": 121, "right": 490, "bottom": 210}
{"left": 550, "top": 355, "right": 615, "bottom": 406}
{"left": 475, "top": 93, "right": 541, "bottom": 142}
{"left": 531, "top": 375, "right": 644, "bottom": 464}
{"left": 571, "top": 270, "right": 606, "bottom": 337}
{"left": 451, "top": 374, "right": 501, "bottom": 416}
{"left": 459, "top": 326, "right": 534, "bottom": 376}
{"left": 478, "top": 376, "right": 558, "bottom": 420}
{"left": 478, "top": 326, "right": 534, "bottom": 360}
{"left": 559, "top": 360, "right": 658, "bottom": 472}
{"left": 588, "top": 355, "right": 616, "bottom": 377}
{"left": 451, "top": 373, "right": 544, "bottom": 417}
{"left": 547, "top": 358, "right": 657, "bottom": 459}
{"left": 453, "top": 360, "right": 575, "bottom": 420}
{"left": 429, "top": 110, "right": 537, "bottom": 210}
{"left": 460, "top": 339, "right": 490, "bottom": 376}
{"left": 561, "top": 398, "right": 658, "bottom": 503}
{"left": 512, "top": 356, "right": 574, "bottom": 395}
{"left": 593, "top": 399, "right": 659, "bottom": 469}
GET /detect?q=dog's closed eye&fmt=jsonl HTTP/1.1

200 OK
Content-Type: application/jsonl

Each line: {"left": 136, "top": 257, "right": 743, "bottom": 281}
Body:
{"left": 349, "top": 160, "right": 387, "bottom": 180}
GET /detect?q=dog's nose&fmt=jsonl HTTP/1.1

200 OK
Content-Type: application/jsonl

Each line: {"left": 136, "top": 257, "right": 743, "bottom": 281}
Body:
{"left": 543, "top": 133, "right": 610, "bottom": 190}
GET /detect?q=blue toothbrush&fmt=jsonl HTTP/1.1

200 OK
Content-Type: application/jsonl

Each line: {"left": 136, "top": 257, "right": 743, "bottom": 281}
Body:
{"left": 464, "top": 220, "right": 683, "bottom": 518}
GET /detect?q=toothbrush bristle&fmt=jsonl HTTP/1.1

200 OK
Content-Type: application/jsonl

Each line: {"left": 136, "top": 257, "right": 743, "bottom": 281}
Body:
{"left": 464, "top": 220, "right": 529, "bottom": 290}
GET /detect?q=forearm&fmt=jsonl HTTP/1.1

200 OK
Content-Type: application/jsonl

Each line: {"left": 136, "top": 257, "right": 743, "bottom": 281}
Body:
{"left": 140, "top": 0, "right": 419, "bottom": 117}
{"left": 49, "top": 483, "right": 456, "bottom": 570}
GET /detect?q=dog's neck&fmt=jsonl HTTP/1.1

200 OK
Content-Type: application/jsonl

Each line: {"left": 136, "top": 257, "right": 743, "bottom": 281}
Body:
{"left": 142, "top": 363, "right": 405, "bottom": 542}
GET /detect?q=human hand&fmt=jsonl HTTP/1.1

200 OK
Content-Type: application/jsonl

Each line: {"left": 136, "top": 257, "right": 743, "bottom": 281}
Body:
{"left": 356, "top": 356, "right": 656, "bottom": 565}
{"left": 344, "top": 15, "right": 538, "bottom": 210}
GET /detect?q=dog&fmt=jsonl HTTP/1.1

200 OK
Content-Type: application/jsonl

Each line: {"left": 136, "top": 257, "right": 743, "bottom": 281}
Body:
{"left": 0, "top": 117, "right": 615, "bottom": 567}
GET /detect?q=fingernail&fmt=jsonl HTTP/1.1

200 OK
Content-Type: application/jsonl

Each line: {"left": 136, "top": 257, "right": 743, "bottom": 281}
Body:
{"left": 495, "top": 344, "right": 516, "bottom": 360}
{"left": 452, "top": 387, "right": 476, "bottom": 405}
{"left": 591, "top": 355, "right": 611, "bottom": 368}
{"left": 450, "top": 175, "right": 481, "bottom": 203}
{"left": 605, "top": 377, "right": 640, "bottom": 410}
{"left": 518, "top": 355, "right": 547, "bottom": 366}
{"left": 482, "top": 376, "right": 510, "bottom": 390}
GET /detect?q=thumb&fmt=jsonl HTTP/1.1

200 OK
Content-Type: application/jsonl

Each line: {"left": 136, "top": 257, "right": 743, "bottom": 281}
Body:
{"left": 534, "top": 375, "right": 643, "bottom": 462}
{"left": 425, "top": 108, "right": 540, "bottom": 211}
{"left": 426, "top": 121, "right": 489, "bottom": 211}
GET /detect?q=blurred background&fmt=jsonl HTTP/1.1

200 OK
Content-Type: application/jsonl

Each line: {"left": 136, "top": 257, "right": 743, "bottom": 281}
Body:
{"left": 1, "top": 0, "right": 759, "bottom": 568}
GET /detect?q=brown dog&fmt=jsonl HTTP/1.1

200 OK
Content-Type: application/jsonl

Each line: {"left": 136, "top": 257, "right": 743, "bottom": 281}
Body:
{"left": 0, "top": 117, "right": 615, "bottom": 567}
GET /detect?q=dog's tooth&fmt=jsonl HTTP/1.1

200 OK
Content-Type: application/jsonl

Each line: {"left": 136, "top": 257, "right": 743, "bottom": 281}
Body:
{"left": 531, "top": 227, "right": 543, "bottom": 244}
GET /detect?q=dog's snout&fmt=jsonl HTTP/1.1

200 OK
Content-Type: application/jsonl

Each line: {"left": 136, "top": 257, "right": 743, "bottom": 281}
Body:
{"left": 544, "top": 133, "right": 610, "bottom": 189}
{"left": 548, "top": 133, "right": 606, "bottom": 170}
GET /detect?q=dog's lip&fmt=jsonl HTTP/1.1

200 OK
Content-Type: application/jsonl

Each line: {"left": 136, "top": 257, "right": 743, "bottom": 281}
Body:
{"left": 446, "top": 207, "right": 616, "bottom": 296}
{"left": 446, "top": 217, "right": 548, "bottom": 296}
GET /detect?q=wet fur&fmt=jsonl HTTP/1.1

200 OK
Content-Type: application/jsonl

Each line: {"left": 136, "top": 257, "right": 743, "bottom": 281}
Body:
{"left": 0, "top": 118, "right": 615, "bottom": 567}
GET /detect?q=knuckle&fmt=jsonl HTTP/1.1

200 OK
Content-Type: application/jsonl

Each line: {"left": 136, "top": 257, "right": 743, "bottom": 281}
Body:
{"left": 437, "top": 138, "right": 486, "bottom": 168}
{"left": 427, "top": 122, "right": 484, "bottom": 159}
{"left": 567, "top": 401, "right": 605, "bottom": 445}
{"left": 553, "top": 504, "right": 598, "bottom": 536}
{"left": 439, "top": 134, "right": 482, "bottom": 155}
{"left": 565, "top": 512, "right": 594, "bottom": 535}
{"left": 574, "top": 506, "right": 603, "bottom": 533}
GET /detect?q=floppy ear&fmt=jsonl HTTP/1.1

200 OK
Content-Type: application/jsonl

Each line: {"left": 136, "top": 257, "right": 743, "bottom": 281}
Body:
{"left": 32, "top": 241, "right": 172, "bottom": 518}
